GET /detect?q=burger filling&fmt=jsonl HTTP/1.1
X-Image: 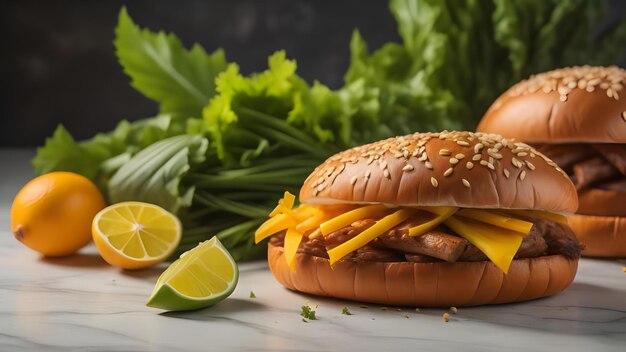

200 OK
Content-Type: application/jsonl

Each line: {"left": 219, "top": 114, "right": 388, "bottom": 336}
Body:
{"left": 537, "top": 143, "right": 626, "bottom": 214}
{"left": 256, "top": 192, "right": 582, "bottom": 273}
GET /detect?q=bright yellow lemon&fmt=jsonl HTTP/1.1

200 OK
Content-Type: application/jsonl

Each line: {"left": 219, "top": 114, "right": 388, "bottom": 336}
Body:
{"left": 11, "top": 172, "right": 106, "bottom": 256}
{"left": 92, "top": 201, "right": 181, "bottom": 269}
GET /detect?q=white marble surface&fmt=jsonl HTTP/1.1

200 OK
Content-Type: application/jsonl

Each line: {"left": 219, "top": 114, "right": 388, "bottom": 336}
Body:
{"left": 1, "top": 149, "right": 625, "bottom": 352}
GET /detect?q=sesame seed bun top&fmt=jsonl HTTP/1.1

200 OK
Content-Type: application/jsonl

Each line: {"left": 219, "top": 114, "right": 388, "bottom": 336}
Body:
{"left": 477, "top": 65, "right": 626, "bottom": 143}
{"left": 300, "top": 131, "right": 578, "bottom": 214}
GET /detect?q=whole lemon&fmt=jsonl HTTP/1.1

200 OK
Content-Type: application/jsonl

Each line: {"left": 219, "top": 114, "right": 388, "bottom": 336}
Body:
{"left": 11, "top": 172, "right": 106, "bottom": 256}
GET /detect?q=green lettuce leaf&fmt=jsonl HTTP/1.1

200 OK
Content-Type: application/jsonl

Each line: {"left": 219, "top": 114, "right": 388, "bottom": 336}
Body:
{"left": 115, "top": 7, "right": 228, "bottom": 117}
{"left": 32, "top": 125, "right": 109, "bottom": 180}
{"left": 345, "top": 0, "right": 626, "bottom": 131}
{"left": 108, "top": 135, "right": 208, "bottom": 213}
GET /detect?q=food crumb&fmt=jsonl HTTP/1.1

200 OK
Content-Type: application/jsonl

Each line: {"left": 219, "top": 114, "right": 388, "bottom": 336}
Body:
{"left": 415, "top": 308, "right": 421, "bottom": 312}
{"left": 302, "top": 318, "right": 308, "bottom": 323}
{"left": 359, "top": 304, "right": 369, "bottom": 309}
{"left": 622, "top": 266, "right": 626, "bottom": 272}
{"left": 443, "top": 312, "right": 450, "bottom": 322}
{"left": 450, "top": 306, "right": 458, "bottom": 314}
{"left": 301, "top": 305, "right": 316, "bottom": 320}
{"left": 342, "top": 307, "right": 352, "bottom": 315}
{"left": 249, "top": 291, "right": 256, "bottom": 298}
{"left": 404, "top": 314, "right": 410, "bottom": 319}
{"left": 396, "top": 308, "right": 402, "bottom": 312}
{"left": 380, "top": 307, "right": 388, "bottom": 311}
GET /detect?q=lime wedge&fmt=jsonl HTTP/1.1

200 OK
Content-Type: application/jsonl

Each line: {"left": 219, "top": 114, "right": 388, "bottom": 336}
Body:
{"left": 147, "top": 237, "right": 239, "bottom": 311}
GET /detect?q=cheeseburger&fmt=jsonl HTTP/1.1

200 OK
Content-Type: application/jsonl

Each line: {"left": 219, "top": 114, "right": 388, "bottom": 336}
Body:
{"left": 255, "top": 131, "right": 581, "bottom": 307}
{"left": 478, "top": 66, "right": 626, "bottom": 257}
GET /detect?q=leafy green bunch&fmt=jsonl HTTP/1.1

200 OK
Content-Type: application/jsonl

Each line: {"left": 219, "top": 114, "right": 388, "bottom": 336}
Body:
{"left": 33, "top": 1, "right": 626, "bottom": 260}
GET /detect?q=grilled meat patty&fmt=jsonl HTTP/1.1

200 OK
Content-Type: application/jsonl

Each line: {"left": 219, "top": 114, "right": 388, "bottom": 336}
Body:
{"left": 269, "top": 216, "right": 581, "bottom": 263}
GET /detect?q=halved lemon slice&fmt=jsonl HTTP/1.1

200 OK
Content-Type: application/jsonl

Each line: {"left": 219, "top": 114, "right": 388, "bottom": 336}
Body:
{"left": 92, "top": 201, "right": 182, "bottom": 269}
{"left": 147, "top": 237, "right": 239, "bottom": 311}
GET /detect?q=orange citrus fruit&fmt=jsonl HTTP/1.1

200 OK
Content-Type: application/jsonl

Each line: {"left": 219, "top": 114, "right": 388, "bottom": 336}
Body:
{"left": 92, "top": 201, "right": 182, "bottom": 269}
{"left": 10, "top": 171, "right": 106, "bottom": 256}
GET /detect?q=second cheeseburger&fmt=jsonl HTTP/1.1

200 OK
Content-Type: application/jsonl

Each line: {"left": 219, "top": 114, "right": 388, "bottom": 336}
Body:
{"left": 255, "top": 131, "right": 581, "bottom": 307}
{"left": 477, "top": 66, "right": 626, "bottom": 257}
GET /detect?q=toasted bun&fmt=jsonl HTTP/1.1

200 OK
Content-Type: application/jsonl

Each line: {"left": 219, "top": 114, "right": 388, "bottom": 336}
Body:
{"left": 569, "top": 214, "right": 626, "bottom": 257}
{"left": 268, "top": 243, "right": 578, "bottom": 307}
{"left": 578, "top": 188, "right": 626, "bottom": 217}
{"left": 477, "top": 66, "right": 626, "bottom": 143}
{"left": 300, "top": 131, "right": 577, "bottom": 214}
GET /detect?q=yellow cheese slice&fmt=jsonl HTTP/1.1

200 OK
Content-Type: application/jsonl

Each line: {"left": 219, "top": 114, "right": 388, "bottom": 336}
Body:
{"left": 320, "top": 204, "right": 389, "bottom": 236}
{"left": 269, "top": 191, "right": 296, "bottom": 217}
{"left": 408, "top": 207, "right": 457, "bottom": 236}
{"left": 284, "top": 227, "right": 304, "bottom": 270}
{"left": 504, "top": 209, "right": 569, "bottom": 225}
{"left": 255, "top": 213, "right": 297, "bottom": 243}
{"left": 327, "top": 208, "right": 417, "bottom": 264}
{"left": 444, "top": 216, "right": 524, "bottom": 273}
{"left": 456, "top": 209, "right": 533, "bottom": 234}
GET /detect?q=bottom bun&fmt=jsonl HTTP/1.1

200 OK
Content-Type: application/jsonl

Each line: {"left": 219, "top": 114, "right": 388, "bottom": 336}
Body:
{"left": 267, "top": 243, "right": 578, "bottom": 307}
{"left": 569, "top": 214, "right": 626, "bottom": 257}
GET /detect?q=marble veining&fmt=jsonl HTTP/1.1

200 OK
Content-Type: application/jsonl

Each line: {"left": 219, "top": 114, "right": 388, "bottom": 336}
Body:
{"left": 1, "top": 150, "right": 625, "bottom": 351}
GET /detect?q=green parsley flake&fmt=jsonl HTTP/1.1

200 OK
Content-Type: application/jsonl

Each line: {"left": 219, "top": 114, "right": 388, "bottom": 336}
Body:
{"left": 301, "top": 305, "right": 316, "bottom": 320}
{"left": 249, "top": 291, "right": 256, "bottom": 298}
{"left": 342, "top": 307, "right": 352, "bottom": 315}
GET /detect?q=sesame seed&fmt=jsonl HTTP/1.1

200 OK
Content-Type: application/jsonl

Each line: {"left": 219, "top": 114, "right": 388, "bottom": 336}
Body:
{"left": 455, "top": 153, "right": 465, "bottom": 160}
{"left": 525, "top": 160, "right": 536, "bottom": 170}
{"left": 517, "top": 152, "right": 528, "bottom": 157}
{"left": 431, "top": 177, "right": 439, "bottom": 188}
{"left": 439, "top": 149, "right": 451, "bottom": 156}
{"left": 365, "top": 170, "right": 371, "bottom": 178}
{"left": 379, "top": 161, "right": 387, "bottom": 170}
{"left": 402, "top": 164, "right": 414, "bottom": 172}
{"left": 350, "top": 176, "right": 358, "bottom": 185}
{"left": 489, "top": 156, "right": 495, "bottom": 165}
{"left": 488, "top": 151, "right": 503, "bottom": 159}
{"left": 472, "top": 154, "right": 482, "bottom": 161}
{"left": 503, "top": 169, "right": 510, "bottom": 178}
{"left": 367, "top": 156, "right": 374, "bottom": 165}
{"left": 317, "top": 184, "right": 325, "bottom": 192}
{"left": 394, "top": 153, "right": 403, "bottom": 158}
{"left": 418, "top": 153, "right": 428, "bottom": 161}
{"left": 466, "top": 161, "right": 474, "bottom": 170}
{"left": 462, "top": 179, "right": 470, "bottom": 188}
{"left": 520, "top": 170, "right": 527, "bottom": 180}
{"left": 530, "top": 152, "right": 536, "bottom": 158}
{"left": 487, "top": 163, "right": 495, "bottom": 170}
{"left": 474, "top": 143, "right": 484, "bottom": 154}
{"left": 456, "top": 140, "right": 470, "bottom": 146}
{"left": 622, "top": 112, "right": 626, "bottom": 122}
{"left": 479, "top": 160, "right": 489, "bottom": 166}
{"left": 512, "top": 158, "right": 522, "bottom": 168}
{"left": 383, "top": 169, "right": 390, "bottom": 179}
{"left": 444, "top": 168, "right": 454, "bottom": 177}
{"left": 425, "top": 161, "right": 433, "bottom": 170}
{"left": 449, "top": 157, "right": 459, "bottom": 165}
{"left": 403, "top": 150, "right": 409, "bottom": 158}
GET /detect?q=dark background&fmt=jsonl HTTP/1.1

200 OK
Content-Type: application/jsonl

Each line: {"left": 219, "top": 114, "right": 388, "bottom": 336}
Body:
{"left": 1, "top": 0, "right": 624, "bottom": 147}
{"left": 0, "top": 0, "right": 398, "bottom": 147}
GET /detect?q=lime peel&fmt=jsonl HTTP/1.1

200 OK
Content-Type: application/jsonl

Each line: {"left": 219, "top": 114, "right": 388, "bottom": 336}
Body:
{"left": 147, "top": 237, "right": 239, "bottom": 311}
